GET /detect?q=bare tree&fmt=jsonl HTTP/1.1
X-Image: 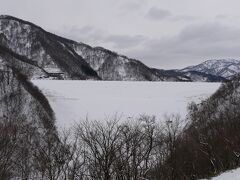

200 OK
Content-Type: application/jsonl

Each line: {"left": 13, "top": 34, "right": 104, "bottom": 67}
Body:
{"left": 75, "top": 118, "right": 122, "bottom": 180}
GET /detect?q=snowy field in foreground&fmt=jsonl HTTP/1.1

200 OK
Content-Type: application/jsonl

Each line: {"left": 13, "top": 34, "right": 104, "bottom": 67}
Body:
{"left": 202, "top": 168, "right": 240, "bottom": 180}
{"left": 33, "top": 80, "right": 220, "bottom": 128}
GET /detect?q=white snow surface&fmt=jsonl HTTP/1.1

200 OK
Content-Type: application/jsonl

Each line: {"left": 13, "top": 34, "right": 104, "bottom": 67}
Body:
{"left": 202, "top": 168, "right": 240, "bottom": 180}
{"left": 32, "top": 80, "right": 220, "bottom": 128}
{"left": 181, "top": 59, "right": 240, "bottom": 79}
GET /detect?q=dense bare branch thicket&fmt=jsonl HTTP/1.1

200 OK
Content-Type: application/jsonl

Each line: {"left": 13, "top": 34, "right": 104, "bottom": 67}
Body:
{"left": 0, "top": 111, "right": 185, "bottom": 180}
{"left": 73, "top": 115, "right": 161, "bottom": 180}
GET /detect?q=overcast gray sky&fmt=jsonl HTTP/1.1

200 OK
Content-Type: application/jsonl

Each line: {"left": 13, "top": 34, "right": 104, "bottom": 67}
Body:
{"left": 1, "top": 0, "right": 240, "bottom": 68}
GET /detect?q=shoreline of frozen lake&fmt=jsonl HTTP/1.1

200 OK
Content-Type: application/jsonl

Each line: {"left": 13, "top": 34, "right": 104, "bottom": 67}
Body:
{"left": 32, "top": 80, "right": 221, "bottom": 128}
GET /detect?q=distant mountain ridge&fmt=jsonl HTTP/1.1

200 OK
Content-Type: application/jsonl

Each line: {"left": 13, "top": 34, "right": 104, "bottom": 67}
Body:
{"left": 0, "top": 15, "right": 235, "bottom": 82}
{"left": 181, "top": 59, "right": 240, "bottom": 79}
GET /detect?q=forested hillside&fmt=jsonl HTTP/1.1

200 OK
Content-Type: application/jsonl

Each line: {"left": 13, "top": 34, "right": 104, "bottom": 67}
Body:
{"left": 0, "top": 67, "right": 64, "bottom": 179}
{"left": 152, "top": 75, "right": 240, "bottom": 179}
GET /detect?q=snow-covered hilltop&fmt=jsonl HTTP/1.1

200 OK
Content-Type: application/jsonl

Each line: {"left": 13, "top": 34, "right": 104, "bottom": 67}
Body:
{"left": 0, "top": 15, "right": 238, "bottom": 82}
{"left": 181, "top": 59, "right": 240, "bottom": 79}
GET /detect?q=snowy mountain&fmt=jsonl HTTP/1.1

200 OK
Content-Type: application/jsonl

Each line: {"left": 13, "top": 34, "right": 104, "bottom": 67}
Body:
{"left": 181, "top": 59, "right": 240, "bottom": 79}
{"left": 0, "top": 15, "right": 163, "bottom": 81}
{"left": 0, "top": 15, "right": 100, "bottom": 80}
{"left": 67, "top": 43, "right": 162, "bottom": 81}
{"left": 0, "top": 15, "right": 227, "bottom": 82}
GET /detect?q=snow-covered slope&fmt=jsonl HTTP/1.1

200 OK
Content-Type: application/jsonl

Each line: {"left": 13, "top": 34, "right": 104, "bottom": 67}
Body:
{"left": 209, "top": 168, "right": 240, "bottom": 180}
{"left": 181, "top": 59, "right": 240, "bottom": 79}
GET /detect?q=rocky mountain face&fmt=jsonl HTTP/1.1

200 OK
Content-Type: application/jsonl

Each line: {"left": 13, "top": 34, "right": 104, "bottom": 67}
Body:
{"left": 68, "top": 42, "right": 161, "bottom": 81}
{"left": 0, "top": 32, "right": 57, "bottom": 130}
{"left": 0, "top": 15, "right": 162, "bottom": 81}
{"left": 0, "top": 15, "right": 99, "bottom": 80}
{"left": 0, "top": 15, "right": 234, "bottom": 82}
{"left": 181, "top": 59, "right": 240, "bottom": 79}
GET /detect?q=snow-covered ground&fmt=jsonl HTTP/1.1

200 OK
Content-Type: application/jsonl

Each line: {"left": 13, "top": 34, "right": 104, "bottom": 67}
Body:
{"left": 203, "top": 168, "right": 240, "bottom": 180}
{"left": 33, "top": 80, "right": 220, "bottom": 128}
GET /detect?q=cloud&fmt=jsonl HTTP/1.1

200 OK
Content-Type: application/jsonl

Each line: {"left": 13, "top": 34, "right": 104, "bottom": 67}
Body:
{"left": 146, "top": 7, "right": 171, "bottom": 20}
{"left": 104, "top": 34, "right": 146, "bottom": 48}
{"left": 215, "top": 14, "right": 229, "bottom": 20}
{"left": 120, "top": 1, "right": 142, "bottom": 12}
{"left": 75, "top": 26, "right": 95, "bottom": 34}
{"left": 58, "top": 22, "right": 240, "bottom": 69}
{"left": 58, "top": 25, "right": 102, "bottom": 42}
{"left": 125, "top": 22, "right": 240, "bottom": 68}
{"left": 58, "top": 25, "right": 146, "bottom": 49}
{"left": 171, "top": 15, "right": 198, "bottom": 22}
{"left": 177, "top": 23, "right": 240, "bottom": 42}
{"left": 146, "top": 7, "right": 198, "bottom": 22}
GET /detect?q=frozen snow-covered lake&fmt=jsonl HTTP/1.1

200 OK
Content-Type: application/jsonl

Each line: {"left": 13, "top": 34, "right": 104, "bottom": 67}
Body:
{"left": 33, "top": 80, "right": 221, "bottom": 128}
